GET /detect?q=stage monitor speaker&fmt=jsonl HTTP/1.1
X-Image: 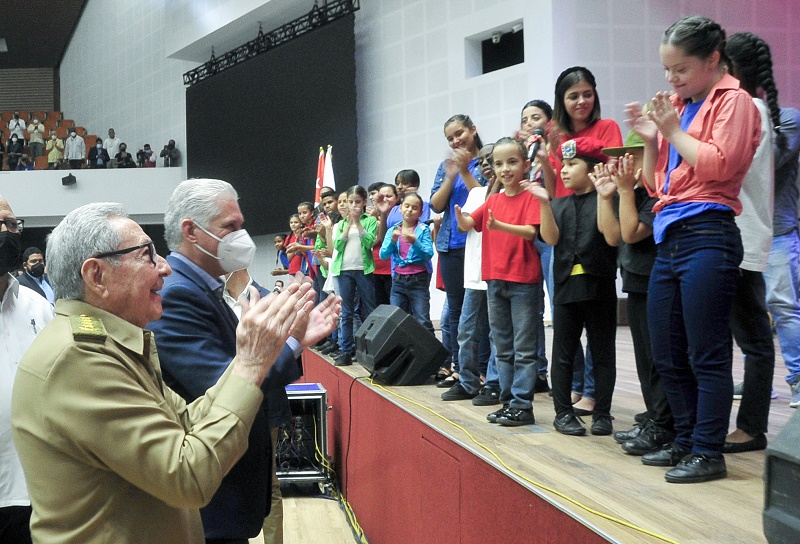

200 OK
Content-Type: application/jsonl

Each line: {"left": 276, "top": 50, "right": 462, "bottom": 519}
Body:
{"left": 61, "top": 173, "right": 76, "bottom": 186}
{"left": 764, "top": 409, "right": 800, "bottom": 543}
{"left": 355, "top": 305, "right": 448, "bottom": 386}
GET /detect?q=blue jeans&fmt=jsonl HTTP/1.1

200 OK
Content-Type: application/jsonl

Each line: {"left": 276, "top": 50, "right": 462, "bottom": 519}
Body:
{"left": 763, "top": 230, "right": 800, "bottom": 385}
{"left": 487, "top": 279, "right": 540, "bottom": 410}
{"left": 534, "top": 240, "right": 553, "bottom": 377}
{"left": 390, "top": 272, "right": 434, "bottom": 334}
{"left": 457, "top": 288, "right": 491, "bottom": 395}
{"left": 439, "top": 248, "right": 466, "bottom": 372}
{"left": 571, "top": 343, "right": 595, "bottom": 399}
{"left": 440, "top": 299, "right": 451, "bottom": 369}
{"left": 337, "top": 270, "right": 377, "bottom": 354}
{"left": 647, "top": 211, "right": 743, "bottom": 455}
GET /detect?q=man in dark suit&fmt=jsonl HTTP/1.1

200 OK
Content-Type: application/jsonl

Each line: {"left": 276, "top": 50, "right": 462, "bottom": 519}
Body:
{"left": 17, "top": 247, "right": 54, "bottom": 305}
{"left": 148, "top": 179, "right": 339, "bottom": 544}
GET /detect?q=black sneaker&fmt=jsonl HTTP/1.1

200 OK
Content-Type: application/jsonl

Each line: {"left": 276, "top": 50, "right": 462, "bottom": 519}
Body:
{"left": 487, "top": 404, "right": 511, "bottom": 423}
{"left": 497, "top": 408, "right": 535, "bottom": 427}
{"left": 441, "top": 383, "right": 477, "bottom": 401}
{"left": 472, "top": 386, "right": 501, "bottom": 406}
{"left": 591, "top": 414, "right": 614, "bottom": 436}
{"left": 553, "top": 412, "right": 586, "bottom": 436}
{"left": 641, "top": 443, "right": 689, "bottom": 467}
{"left": 614, "top": 424, "right": 643, "bottom": 444}
{"left": 622, "top": 421, "right": 675, "bottom": 455}
{"left": 334, "top": 351, "right": 353, "bottom": 367}
{"left": 665, "top": 453, "right": 727, "bottom": 483}
{"left": 534, "top": 374, "right": 550, "bottom": 394}
{"left": 320, "top": 342, "right": 340, "bottom": 355}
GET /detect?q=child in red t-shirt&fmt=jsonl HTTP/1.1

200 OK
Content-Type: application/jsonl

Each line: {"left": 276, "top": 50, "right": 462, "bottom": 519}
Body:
{"left": 454, "top": 137, "right": 542, "bottom": 426}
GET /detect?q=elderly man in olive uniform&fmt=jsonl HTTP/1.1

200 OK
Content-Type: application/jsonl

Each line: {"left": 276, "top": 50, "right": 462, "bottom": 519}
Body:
{"left": 10, "top": 202, "right": 324, "bottom": 544}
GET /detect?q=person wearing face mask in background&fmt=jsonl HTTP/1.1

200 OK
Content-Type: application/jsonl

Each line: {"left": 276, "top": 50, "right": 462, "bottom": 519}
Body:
{"left": 148, "top": 179, "right": 341, "bottom": 544}
{"left": 104, "top": 128, "right": 121, "bottom": 168}
{"left": 160, "top": 139, "right": 180, "bottom": 167}
{"left": 7, "top": 112, "right": 26, "bottom": 140}
{"left": 45, "top": 130, "right": 64, "bottom": 169}
{"left": 0, "top": 200, "right": 55, "bottom": 544}
{"left": 5, "top": 135, "right": 24, "bottom": 171}
{"left": 26, "top": 118, "right": 46, "bottom": 161}
{"left": 64, "top": 129, "right": 85, "bottom": 169}
{"left": 113, "top": 142, "right": 136, "bottom": 168}
{"left": 17, "top": 247, "right": 55, "bottom": 305}
{"left": 87, "top": 138, "right": 111, "bottom": 169}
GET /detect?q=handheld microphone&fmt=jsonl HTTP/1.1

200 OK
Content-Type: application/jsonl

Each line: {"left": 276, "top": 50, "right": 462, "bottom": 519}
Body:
{"left": 527, "top": 127, "right": 545, "bottom": 161}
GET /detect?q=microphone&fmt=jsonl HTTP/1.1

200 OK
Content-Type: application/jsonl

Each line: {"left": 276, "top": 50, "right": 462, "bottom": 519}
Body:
{"left": 527, "top": 127, "right": 545, "bottom": 161}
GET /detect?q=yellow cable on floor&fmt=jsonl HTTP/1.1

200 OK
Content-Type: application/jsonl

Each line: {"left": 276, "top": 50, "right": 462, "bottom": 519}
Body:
{"left": 365, "top": 377, "right": 679, "bottom": 544}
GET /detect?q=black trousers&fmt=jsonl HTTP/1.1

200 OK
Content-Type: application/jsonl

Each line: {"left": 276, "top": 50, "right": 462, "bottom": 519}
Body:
{"left": 372, "top": 273, "right": 392, "bottom": 307}
{"left": 628, "top": 292, "right": 674, "bottom": 430}
{"left": 0, "top": 506, "right": 32, "bottom": 544}
{"left": 551, "top": 298, "right": 617, "bottom": 418}
{"left": 730, "top": 269, "right": 775, "bottom": 435}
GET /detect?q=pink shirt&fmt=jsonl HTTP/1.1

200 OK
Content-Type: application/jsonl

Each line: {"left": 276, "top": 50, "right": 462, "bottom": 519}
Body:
{"left": 651, "top": 73, "right": 761, "bottom": 215}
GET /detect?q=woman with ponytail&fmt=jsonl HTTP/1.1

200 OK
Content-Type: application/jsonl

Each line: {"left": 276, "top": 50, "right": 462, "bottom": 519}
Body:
{"left": 727, "top": 32, "right": 800, "bottom": 415}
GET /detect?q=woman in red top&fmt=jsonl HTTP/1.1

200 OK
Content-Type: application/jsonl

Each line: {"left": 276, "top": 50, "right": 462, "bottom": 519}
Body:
{"left": 549, "top": 66, "right": 623, "bottom": 415}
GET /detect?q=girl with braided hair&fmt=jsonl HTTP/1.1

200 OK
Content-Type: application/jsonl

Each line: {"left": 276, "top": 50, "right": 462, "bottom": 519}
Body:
{"left": 727, "top": 32, "right": 800, "bottom": 412}
{"left": 625, "top": 15, "right": 761, "bottom": 483}
{"left": 713, "top": 31, "right": 778, "bottom": 455}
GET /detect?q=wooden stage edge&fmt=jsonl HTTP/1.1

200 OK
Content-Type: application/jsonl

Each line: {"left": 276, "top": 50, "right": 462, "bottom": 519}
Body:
{"left": 301, "top": 326, "right": 791, "bottom": 544}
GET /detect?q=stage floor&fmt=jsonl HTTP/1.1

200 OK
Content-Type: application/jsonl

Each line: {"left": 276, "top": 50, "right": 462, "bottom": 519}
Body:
{"left": 319, "top": 325, "right": 789, "bottom": 544}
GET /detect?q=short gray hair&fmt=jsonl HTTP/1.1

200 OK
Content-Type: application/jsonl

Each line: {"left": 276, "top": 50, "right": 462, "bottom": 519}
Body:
{"left": 163, "top": 179, "right": 238, "bottom": 251}
{"left": 47, "top": 202, "right": 128, "bottom": 301}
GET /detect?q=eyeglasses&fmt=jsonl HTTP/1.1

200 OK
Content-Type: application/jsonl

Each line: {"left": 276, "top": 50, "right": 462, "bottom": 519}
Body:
{"left": 0, "top": 218, "right": 24, "bottom": 233}
{"left": 93, "top": 241, "right": 157, "bottom": 266}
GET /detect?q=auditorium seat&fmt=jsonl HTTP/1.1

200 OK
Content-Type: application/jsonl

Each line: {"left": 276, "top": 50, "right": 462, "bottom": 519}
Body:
{"left": 60, "top": 119, "right": 75, "bottom": 129}
{"left": 74, "top": 126, "right": 87, "bottom": 137}
{"left": 31, "top": 111, "right": 47, "bottom": 121}
{"left": 48, "top": 111, "right": 63, "bottom": 121}
{"left": 17, "top": 112, "right": 29, "bottom": 120}
{"left": 0, "top": 112, "right": 12, "bottom": 122}
{"left": 84, "top": 135, "right": 97, "bottom": 149}
{"left": 34, "top": 156, "right": 48, "bottom": 170}
{"left": 55, "top": 126, "right": 68, "bottom": 139}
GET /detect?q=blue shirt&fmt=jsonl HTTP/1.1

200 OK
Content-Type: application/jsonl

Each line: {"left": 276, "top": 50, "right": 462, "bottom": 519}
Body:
{"left": 26, "top": 273, "right": 55, "bottom": 305}
{"left": 430, "top": 157, "right": 485, "bottom": 252}
{"left": 654, "top": 99, "right": 728, "bottom": 243}
{"left": 773, "top": 107, "right": 800, "bottom": 236}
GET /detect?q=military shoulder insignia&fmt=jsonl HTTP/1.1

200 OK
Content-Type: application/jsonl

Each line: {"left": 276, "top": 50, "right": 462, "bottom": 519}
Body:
{"left": 70, "top": 314, "right": 108, "bottom": 342}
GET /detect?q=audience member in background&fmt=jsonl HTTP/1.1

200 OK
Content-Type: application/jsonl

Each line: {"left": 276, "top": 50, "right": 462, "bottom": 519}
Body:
{"left": 17, "top": 247, "right": 55, "bottom": 305}
{"left": 114, "top": 142, "right": 136, "bottom": 168}
{"left": 148, "top": 178, "right": 340, "bottom": 543}
{"left": 160, "top": 140, "right": 180, "bottom": 167}
{"left": 7, "top": 112, "right": 26, "bottom": 140}
{"left": 26, "top": 117, "right": 46, "bottom": 160}
{"left": 320, "top": 187, "right": 340, "bottom": 223}
{"left": 87, "top": 138, "right": 111, "bottom": 169}
{"left": 273, "top": 280, "right": 284, "bottom": 292}
{"left": 105, "top": 128, "right": 121, "bottom": 167}
{"left": 532, "top": 137, "right": 619, "bottom": 437}
{"left": 379, "top": 192, "right": 434, "bottom": 330}
{"left": 137, "top": 144, "right": 155, "bottom": 168}
{"left": 45, "top": 130, "right": 64, "bottom": 169}
{"left": 6, "top": 135, "right": 24, "bottom": 171}
{"left": 0, "top": 197, "right": 54, "bottom": 544}
{"left": 64, "top": 130, "right": 85, "bottom": 169}
{"left": 0, "top": 140, "right": 4, "bottom": 169}
{"left": 430, "top": 114, "right": 487, "bottom": 385}
{"left": 14, "top": 155, "right": 33, "bottom": 171}
{"left": 284, "top": 214, "right": 310, "bottom": 276}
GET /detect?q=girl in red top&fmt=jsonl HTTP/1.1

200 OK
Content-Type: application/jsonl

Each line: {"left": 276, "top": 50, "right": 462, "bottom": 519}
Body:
{"left": 625, "top": 15, "right": 760, "bottom": 484}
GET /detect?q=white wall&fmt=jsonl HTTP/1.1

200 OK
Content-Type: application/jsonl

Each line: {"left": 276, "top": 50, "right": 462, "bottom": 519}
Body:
{"left": 59, "top": 0, "right": 194, "bottom": 178}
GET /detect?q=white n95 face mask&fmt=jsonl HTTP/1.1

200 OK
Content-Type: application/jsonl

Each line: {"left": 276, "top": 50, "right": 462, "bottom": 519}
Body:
{"left": 193, "top": 223, "right": 256, "bottom": 273}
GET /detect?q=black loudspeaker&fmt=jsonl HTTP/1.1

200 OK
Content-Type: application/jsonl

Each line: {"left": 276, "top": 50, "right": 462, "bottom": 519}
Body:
{"left": 764, "top": 409, "right": 800, "bottom": 543}
{"left": 355, "top": 305, "right": 448, "bottom": 386}
{"left": 61, "top": 173, "right": 76, "bottom": 186}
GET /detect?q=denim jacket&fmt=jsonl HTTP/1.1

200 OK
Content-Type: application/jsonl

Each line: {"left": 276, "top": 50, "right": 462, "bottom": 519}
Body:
{"left": 379, "top": 220, "right": 434, "bottom": 274}
{"left": 430, "top": 157, "right": 485, "bottom": 252}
